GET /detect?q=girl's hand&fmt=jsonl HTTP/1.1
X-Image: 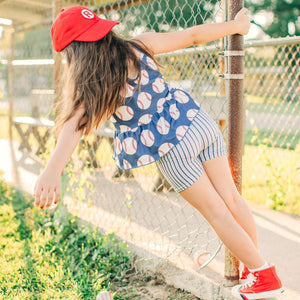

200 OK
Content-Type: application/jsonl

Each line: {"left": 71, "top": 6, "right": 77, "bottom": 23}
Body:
{"left": 234, "top": 7, "right": 251, "bottom": 35}
{"left": 34, "top": 168, "right": 61, "bottom": 209}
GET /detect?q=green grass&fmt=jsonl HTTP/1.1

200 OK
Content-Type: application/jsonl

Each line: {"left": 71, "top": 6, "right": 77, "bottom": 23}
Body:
{"left": 242, "top": 145, "right": 300, "bottom": 215}
{"left": 0, "top": 178, "right": 202, "bottom": 300}
{"left": 245, "top": 128, "right": 300, "bottom": 150}
{"left": 0, "top": 179, "right": 135, "bottom": 300}
{"left": 246, "top": 94, "right": 300, "bottom": 116}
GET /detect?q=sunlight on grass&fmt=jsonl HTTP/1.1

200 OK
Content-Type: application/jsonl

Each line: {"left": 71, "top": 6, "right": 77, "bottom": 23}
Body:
{"left": 0, "top": 179, "right": 136, "bottom": 299}
{"left": 242, "top": 145, "right": 300, "bottom": 215}
{"left": 246, "top": 94, "right": 300, "bottom": 116}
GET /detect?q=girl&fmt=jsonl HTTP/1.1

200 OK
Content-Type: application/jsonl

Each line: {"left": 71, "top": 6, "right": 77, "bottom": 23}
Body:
{"left": 34, "top": 5, "right": 283, "bottom": 299}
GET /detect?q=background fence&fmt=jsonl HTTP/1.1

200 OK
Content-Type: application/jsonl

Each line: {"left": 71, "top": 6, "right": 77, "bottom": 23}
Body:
{"left": 0, "top": 0, "right": 299, "bottom": 297}
{"left": 243, "top": 37, "right": 300, "bottom": 213}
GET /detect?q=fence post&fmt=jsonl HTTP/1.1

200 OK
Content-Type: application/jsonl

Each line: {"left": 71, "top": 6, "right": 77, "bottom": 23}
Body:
{"left": 224, "top": 0, "right": 244, "bottom": 287}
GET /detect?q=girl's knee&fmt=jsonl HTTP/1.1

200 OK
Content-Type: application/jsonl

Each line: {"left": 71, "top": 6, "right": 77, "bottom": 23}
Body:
{"left": 209, "top": 204, "right": 235, "bottom": 228}
{"left": 204, "top": 200, "right": 233, "bottom": 226}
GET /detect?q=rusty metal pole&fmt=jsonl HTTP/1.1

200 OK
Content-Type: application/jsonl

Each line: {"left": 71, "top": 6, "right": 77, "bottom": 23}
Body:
{"left": 224, "top": 0, "right": 244, "bottom": 287}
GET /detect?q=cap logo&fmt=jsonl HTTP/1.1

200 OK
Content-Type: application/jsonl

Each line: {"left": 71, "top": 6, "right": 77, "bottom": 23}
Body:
{"left": 81, "top": 9, "right": 94, "bottom": 19}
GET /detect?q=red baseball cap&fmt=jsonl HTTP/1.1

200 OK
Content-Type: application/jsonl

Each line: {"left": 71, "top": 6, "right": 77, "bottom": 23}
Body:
{"left": 51, "top": 6, "right": 119, "bottom": 52}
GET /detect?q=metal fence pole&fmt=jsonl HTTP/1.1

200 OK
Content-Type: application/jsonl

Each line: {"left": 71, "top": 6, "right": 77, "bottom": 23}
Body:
{"left": 224, "top": 0, "right": 244, "bottom": 287}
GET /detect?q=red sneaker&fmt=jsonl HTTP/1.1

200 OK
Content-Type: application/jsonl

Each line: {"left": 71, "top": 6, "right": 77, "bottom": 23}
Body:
{"left": 232, "top": 265, "right": 284, "bottom": 299}
{"left": 240, "top": 266, "right": 251, "bottom": 284}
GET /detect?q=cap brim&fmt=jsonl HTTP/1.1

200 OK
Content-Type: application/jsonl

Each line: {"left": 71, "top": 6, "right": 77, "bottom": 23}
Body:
{"left": 74, "top": 18, "right": 119, "bottom": 42}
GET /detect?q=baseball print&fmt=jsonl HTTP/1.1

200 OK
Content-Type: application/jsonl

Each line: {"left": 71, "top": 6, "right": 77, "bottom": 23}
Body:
{"left": 114, "top": 137, "right": 122, "bottom": 155}
{"left": 123, "top": 159, "right": 132, "bottom": 169}
{"left": 157, "top": 97, "right": 167, "bottom": 113}
{"left": 137, "top": 155, "right": 155, "bottom": 167}
{"left": 140, "top": 69, "right": 150, "bottom": 85}
{"left": 152, "top": 78, "right": 165, "bottom": 93}
{"left": 156, "top": 117, "right": 170, "bottom": 135}
{"left": 174, "top": 90, "right": 190, "bottom": 104}
{"left": 176, "top": 125, "right": 188, "bottom": 140}
{"left": 146, "top": 56, "right": 158, "bottom": 70}
{"left": 137, "top": 92, "right": 152, "bottom": 110}
{"left": 140, "top": 129, "right": 155, "bottom": 147}
{"left": 169, "top": 103, "right": 180, "bottom": 120}
{"left": 138, "top": 114, "right": 152, "bottom": 125}
{"left": 115, "top": 105, "right": 134, "bottom": 121}
{"left": 122, "top": 137, "right": 138, "bottom": 155}
{"left": 187, "top": 108, "right": 198, "bottom": 121}
{"left": 119, "top": 125, "right": 131, "bottom": 132}
{"left": 111, "top": 46, "right": 200, "bottom": 170}
{"left": 158, "top": 142, "right": 174, "bottom": 157}
{"left": 126, "top": 84, "right": 135, "bottom": 98}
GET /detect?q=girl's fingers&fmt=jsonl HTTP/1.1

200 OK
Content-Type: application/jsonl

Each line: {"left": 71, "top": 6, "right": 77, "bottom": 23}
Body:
{"left": 40, "top": 188, "right": 49, "bottom": 209}
{"left": 46, "top": 189, "right": 55, "bottom": 207}
{"left": 34, "top": 194, "right": 40, "bottom": 207}
{"left": 34, "top": 185, "right": 41, "bottom": 206}
{"left": 34, "top": 185, "right": 60, "bottom": 209}
{"left": 236, "top": 7, "right": 248, "bottom": 18}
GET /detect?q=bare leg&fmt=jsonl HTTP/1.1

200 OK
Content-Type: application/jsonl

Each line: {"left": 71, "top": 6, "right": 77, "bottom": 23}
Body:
{"left": 202, "top": 156, "right": 258, "bottom": 248}
{"left": 180, "top": 171, "right": 264, "bottom": 269}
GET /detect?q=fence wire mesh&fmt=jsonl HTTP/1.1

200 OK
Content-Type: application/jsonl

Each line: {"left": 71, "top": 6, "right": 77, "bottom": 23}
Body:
{"left": 0, "top": 0, "right": 226, "bottom": 278}
{"left": 59, "top": 0, "right": 226, "bottom": 271}
{"left": 0, "top": 0, "right": 299, "bottom": 297}
{"left": 243, "top": 38, "right": 300, "bottom": 214}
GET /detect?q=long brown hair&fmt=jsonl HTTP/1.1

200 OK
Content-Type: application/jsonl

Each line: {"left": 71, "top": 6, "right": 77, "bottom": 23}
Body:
{"left": 54, "top": 31, "right": 158, "bottom": 137}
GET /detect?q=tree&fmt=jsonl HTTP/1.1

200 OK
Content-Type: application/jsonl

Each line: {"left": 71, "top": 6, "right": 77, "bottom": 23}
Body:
{"left": 114, "top": 0, "right": 219, "bottom": 37}
{"left": 245, "top": 0, "right": 300, "bottom": 38}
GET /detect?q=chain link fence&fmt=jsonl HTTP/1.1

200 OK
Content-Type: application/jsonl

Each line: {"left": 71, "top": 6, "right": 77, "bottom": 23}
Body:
{"left": 0, "top": 0, "right": 299, "bottom": 297}
{"left": 243, "top": 37, "right": 300, "bottom": 214}
{"left": 1, "top": 0, "right": 226, "bottom": 274}
{"left": 60, "top": 0, "right": 226, "bottom": 276}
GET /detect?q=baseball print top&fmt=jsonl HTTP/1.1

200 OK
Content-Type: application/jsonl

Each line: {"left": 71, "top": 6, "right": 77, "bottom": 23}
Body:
{"left": 111, "top": 49, "right": 200, "bottom": 170}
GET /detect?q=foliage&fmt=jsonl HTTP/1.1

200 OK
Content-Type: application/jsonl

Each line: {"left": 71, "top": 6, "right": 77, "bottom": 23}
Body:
{"left": 245, "top": 0, "right": 300, "bottom": 37}
{"left": 245, "top": 128, "right": 300, "bottom": 150}
{"left": 14, "top": 27, "right": 52, "bottom": 59}
{"left": 0, "top": 178, "right": 200, "bottom": 299}
{"left": 103, "top": 0, "right": 219, "bottom": 38}
{"left": 0, "top": 178, "right": 134, "bottom": 299}
{"left": 242, "top": 141, "right": 300, "bottom": 215}
{"left": 140, "top": 0, "right": 219, "bottom": 31}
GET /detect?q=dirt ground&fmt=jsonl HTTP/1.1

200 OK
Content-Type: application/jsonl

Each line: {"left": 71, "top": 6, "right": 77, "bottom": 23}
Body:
{"left": 112, "top": 268, "right": 200, "bottom": 300}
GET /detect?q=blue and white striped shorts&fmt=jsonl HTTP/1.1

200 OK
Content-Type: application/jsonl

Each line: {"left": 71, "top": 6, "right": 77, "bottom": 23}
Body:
{"left": 156, "top": 108, "right": 227, "bottom": 193}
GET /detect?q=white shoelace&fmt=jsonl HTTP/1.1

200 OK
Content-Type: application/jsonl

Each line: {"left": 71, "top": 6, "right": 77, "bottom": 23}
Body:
{"left": 242, "top": 273, "right": 257, "bottom": 289}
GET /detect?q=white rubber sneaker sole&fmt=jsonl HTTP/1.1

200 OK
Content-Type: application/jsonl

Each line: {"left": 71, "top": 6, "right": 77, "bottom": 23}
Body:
{"left": 231, "top": 284, "right": 284, "bottom": 299}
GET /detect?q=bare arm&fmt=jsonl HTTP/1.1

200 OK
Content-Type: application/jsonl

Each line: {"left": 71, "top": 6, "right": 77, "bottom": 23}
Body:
{"left": 34, "top": 105, "right": 85, "bottom": 209}
{"left": 134, "top": 8, "right": 250, "bottom": 55}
